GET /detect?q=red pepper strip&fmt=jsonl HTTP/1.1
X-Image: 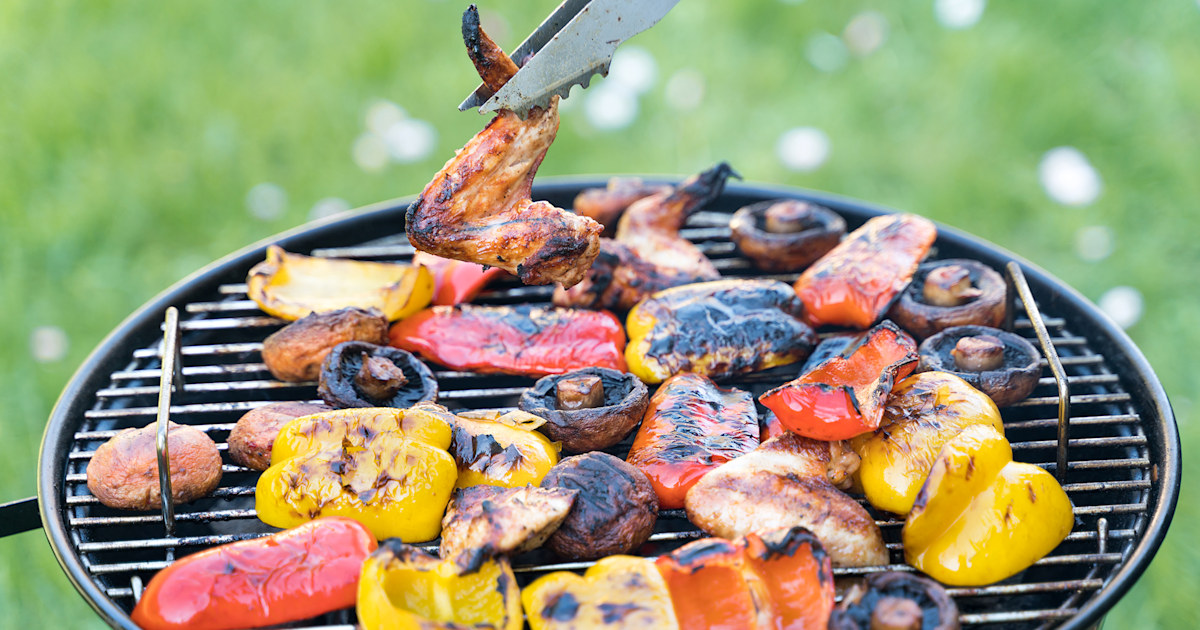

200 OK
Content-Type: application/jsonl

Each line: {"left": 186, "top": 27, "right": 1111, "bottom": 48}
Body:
{"left": 627, "top": 373, "right": 758, "bottom": 510}
{"left": 389, "top": 304, "right": 627, "bottom": 377}
{"left": 759, "top": 321, "right": 917, "bottom": 441}
{"left": 743, "top": 528, "right": 835, "bottom": 630}
{"left": 412, "top": 251, "right": 507, "bottom": 306}
{"left": 794, "top": 213, "right": 936, "bottom": 329}
{"left": 131, "top": 517, "right": 377, "bottom": 630}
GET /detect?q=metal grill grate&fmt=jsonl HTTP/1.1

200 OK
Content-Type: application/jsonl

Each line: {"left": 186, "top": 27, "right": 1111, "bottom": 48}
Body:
{"left": 56, "top": 200, "right": 1164, "bottom": 629}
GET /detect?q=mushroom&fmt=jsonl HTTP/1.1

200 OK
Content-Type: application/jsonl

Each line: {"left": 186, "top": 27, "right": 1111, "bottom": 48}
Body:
{"left": 829, "top": 572, "right": 960, "bottom": 630}
{"left": 729, "top": 200, "right": 846, "bottom": 272}
{"left": 918, "top": 325, "right": 1041, "bottom": 407}
{"left": 887, "top": 259, "right": 1006, "bottom": 340}
{"left": 317, "top": 341, "right": 438, "bottom": 409}
{"left": 261, "top": 307, "right": 389, "bottom": 382}
{"left": 519, "top": 367, "right": 650, "bottom": 453}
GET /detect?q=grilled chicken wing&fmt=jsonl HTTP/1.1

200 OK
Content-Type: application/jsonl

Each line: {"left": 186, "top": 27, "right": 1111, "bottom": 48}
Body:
{"left": 684, "top": 432, "right": 888, "bottom": 568}
{"left": 552, "top": 239, "right": 709, "bottom": 310}
{"left": 440, "top": 485, "right": 578, "bottom": 574}
{"left": 573, "top": 177, "right": 670, "bottom": 234}
{"left": 405, "top": 7, "right": 602, "bottom": 288}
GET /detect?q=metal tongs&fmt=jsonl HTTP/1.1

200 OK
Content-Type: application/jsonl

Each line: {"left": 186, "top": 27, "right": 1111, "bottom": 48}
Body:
{"left": 459, "top": 0, "right": 681, "bottom": 117}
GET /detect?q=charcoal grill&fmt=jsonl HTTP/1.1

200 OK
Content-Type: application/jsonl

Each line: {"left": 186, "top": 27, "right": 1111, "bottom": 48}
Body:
{"left": 1, "top": 178, "right": 1179, "bottom": 629}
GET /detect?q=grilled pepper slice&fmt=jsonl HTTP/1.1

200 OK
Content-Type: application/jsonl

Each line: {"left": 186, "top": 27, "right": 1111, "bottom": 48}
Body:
{"left": 903, "top": 424, "right": 1074, "bottom": 586}
{"left": 794, "top": 213, "right": 937, "bottom": 329}
{"left": 851, "top": 371, "right": 1004, "bottom": 515}
{"left": 523, "top": 555, "right": 679, "bottom": 630}
{"left": 256, "top": 405, "right": 458, "bottom": 541}
{"left": 357, "top": 540, "right": 521, "bottom": 630}
{"left": 759, "top": 321, "right": 918, "bottom": 441}
{"left": 627, "top": 373, "right": 759, "bottom": 509}
{"left": 412, "top": 251, "right": 507, "bottom": 306}
{"left": 448, "top": 409, "right": 560, "bottom": 489}
{"left": 389, "top": 303, "right": 627, "bottom": 376}
{"left": 624, "top": 279, "right": 817, "bottom": 384}
{"left": 131, "top": 517, "right": 376, "bottom": 630}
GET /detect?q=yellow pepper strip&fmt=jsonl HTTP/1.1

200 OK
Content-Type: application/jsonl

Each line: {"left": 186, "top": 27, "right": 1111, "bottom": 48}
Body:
{"left": 522, "top": 556, "right": 679, "bottom": 630}
{"left": 851, "top": 371, "right": 1003, "bottom": 515}
{"left": 256, "top": 405, "right": 458, "bottom": 542}
{"left": 357, "top": 540, "right": 522, "bottom": 630}
{"left": 448, "top": 409, "right": 560, "bottom": 489}
{"left": 903, "top": 424, "right": 1074, "bottom": 586}
{"left": 247, "top": 245, "right": 434, "bottom": 322}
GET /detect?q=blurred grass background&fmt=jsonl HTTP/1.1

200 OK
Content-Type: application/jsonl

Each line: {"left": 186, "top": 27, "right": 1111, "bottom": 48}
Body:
{"left": 2, "top": 0, "right": 1197, "bottom": 627}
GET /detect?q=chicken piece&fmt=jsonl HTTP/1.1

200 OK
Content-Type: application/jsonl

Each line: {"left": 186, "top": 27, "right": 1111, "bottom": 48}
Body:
{"left": 405, "top": 7, "right": 602, "bottom": 288}
{"left": 572, "top": 177, "right": 670, "bottom": 234}
{"left": 684, "top": 432, "right": 888, "bottom": 568}
{"left": 552, "top": 239, "right": 711, "bottom": 311}
{"left": 440, "top": 485, "right": 578, "bottom": 574}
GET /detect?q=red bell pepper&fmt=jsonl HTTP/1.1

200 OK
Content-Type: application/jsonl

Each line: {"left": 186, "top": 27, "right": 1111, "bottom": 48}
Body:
{"left": 626, "top": 373, "right": 758, "bottom": 510}
{"left": 412, "top": 251, "right": 507, "bottom": 306}
{"left": 389, "top": 303, "right": 627, "bottom": 377}
{"left": 794, "top": 213, "right": 936, "bottom": 329}
{"left": 759, "top": 321, "right": 918, "bottom": 441}
{"left": 131, "top": 517, "right": 376, "bottom": 630}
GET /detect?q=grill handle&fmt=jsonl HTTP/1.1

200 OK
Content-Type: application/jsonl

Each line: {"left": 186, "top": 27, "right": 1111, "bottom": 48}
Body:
{"left": 0, "top": 496, "right": 42, "bottom": 536}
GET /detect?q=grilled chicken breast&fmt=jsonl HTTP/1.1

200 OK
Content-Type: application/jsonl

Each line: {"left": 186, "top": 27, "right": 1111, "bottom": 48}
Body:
{"left": 684, "top": 432, "right": 888, "bottom": 568}
{"left": 440, "top": 485, "right": 578, "bottom": 574}
{"left": 405, "top": 7, "right": 602, "bottom": 288}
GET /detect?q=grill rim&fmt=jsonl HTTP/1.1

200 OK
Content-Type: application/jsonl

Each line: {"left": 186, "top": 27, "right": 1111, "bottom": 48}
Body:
{"left": 36, "top": 177, "right": 1181, "bottom": 629}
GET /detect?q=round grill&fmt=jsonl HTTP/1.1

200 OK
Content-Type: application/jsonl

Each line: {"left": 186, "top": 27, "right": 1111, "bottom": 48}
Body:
{"left": 33, "top": 179, "right": 1179, "bottom": 629}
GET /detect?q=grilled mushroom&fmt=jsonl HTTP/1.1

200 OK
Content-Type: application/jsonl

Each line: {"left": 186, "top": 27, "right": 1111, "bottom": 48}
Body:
{"left": 918, "top": 325, "right": 1041, "bottom": 406}
{"left": 86, "top": 422, "right": 222, "bottom": 511}
{"left": 317, "top": 341, "right": 437, "bottom": 408}
{"left": 541, "top": 452, "right": 658, "bottom": 561}
{"left": 729, "top": 200, "right": 846, "bottom": 272}
{"left": 888, "top": 259, "right": 1006, "bottom": 340}
{"left": 227, "top": 401, "right": 334, "bottom": 471}
{"left": 829, "top": 572, "right": 960, "bottom": 630}
{"left": 260, "top": 307, "right": 389, "bottom": 382}
{"left": 518, "top": 367, "right": 650, "bottom": 453}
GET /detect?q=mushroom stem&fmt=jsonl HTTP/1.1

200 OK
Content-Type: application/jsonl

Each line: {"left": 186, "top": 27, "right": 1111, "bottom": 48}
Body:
{"left": 764, "top": 201, "right": 816, "bottom": 234}
{"left": 951, "top": 335, "right": 1006, "bottom": 372}
{"left": 870, "top": 596, "right": 924, "bottom": 630}
{"left": 556, "top": 375, "right": 605, "bottom": 410}
{"left": 923, "top": 265, "right": 983, "bottom": 307}
{"left": 354, "top": 352, "right": 408, "bottom": 401}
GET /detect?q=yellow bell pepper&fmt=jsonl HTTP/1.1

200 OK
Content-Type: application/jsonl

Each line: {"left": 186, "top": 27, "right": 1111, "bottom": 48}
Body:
{"left": 522, "top": 555, "right": 679, "bottom": 630}
{"left": 851, "top": 371, "right": 1004, "bottom": 515}
{"left": 357, "top": 540, "right": 522, "bottom": 630}
{"left": 903, "top": 424, "right": 1074, "bottom": 586}
{"left": 448, "top": 409, "right": 560, "bottom": 489}
{"left": 256, "top": 405, "right": 458, "bottom": 542}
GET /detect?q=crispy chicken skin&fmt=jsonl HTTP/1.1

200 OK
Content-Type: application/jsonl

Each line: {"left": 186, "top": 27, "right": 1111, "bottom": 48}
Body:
{"left": 684, "top": 432, "right": 888, "bottom": 568}
{"left": 552, "top": 239, "right": 709, "bottom": 310}
{"left": 440, "top": 485, "right": 578, "bottom": 574}
{"left": 405, "top": 6, "right": 602, "bottom": 288}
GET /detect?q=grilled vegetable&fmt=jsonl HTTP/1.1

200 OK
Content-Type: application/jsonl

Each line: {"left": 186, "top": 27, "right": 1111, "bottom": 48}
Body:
{"left": 519, "top": 367, "right": 650, "bottom": 453}
{"left": 729, "top": 199, "right": 846, "bottom": 272}
{"left": 86, "top": 422, "right": 221, "bottom": 511}
{"left": 261, "top": 307, "right": 389, "bottom": 382}
{"left": 389, "top": 303, "right": 627, "bottom": 376}
{"left": 542, "top": 452, "right": 659, "bottom": 561}
{"left": 794, "top": 213, "right": 937, "bottom": 329}
{"left": 448, "top": 409, "right": 560, "bottom": 489}
{"left": 247, "top": 245, "right": 433, "bottom": 322}
{"left": 829, "top": 572, "right": 960, "bottom": 630}
{"left": 256, "top": 405, "right": 458, "bottom": 541}
{"left": 685, "top": 432, "right": 887, "bottom": 568}
{"left": 626, "top": 373, "right": 759, "bottom": 510}
{"left": 851, "top": 371, "right": 1004, "bottom": 515}
{"left": 903, "top": 424, "right": 1073, "bottom": 586}
{"left": 228, "top": 401, "right": 334, "bottom": 471}
{"left": 624, "top": 279, "right": 817, "bottom": 384}
{"left": 317, "top": 342, "right": 438, "bottom": 409}
{"left": 357, "top": 540, "right": 521, "bottom": 630}
{"left": 655, "top": 526, "right": 835, "bottom": 630}
{"left": 412, "top": 251, "right": 508, "bottom": 306}
{"left": 131, "top": 517, "right": 376, "bottom": 630}
{"left": 918, "top": 325, "right": 1042, "bottom": 406}
{"left": 523, "top": 555, "right": 679, "bottom": 630}
{"left": 759, "top": 320, "right": 918, "bottom": 441}
{"left": 887, "top": 259, "right": 1006, "bottom": 340}
{"left": 440, "top": 485, "right": 578, "bottom": 574}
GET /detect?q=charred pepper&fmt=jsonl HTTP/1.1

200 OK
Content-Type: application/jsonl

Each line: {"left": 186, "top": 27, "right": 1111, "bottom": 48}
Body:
{"left": 903, "top": 424, "right": 1074, "bottom": 586}
{"left": 523, "top": 555, "right": 679, "bottom": 630}
{"left": 412, "top": 251, "right": 507, "bottom": 306}
{"left": 447, "top": 409, "right": 560, "bottom": 489}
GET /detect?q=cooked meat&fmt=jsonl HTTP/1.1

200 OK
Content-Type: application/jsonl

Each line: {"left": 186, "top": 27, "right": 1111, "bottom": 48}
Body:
{"left": 261, "top": 307, "right": 389, "bottom": 382}
{"left": 228, "top": 401, "right": 334, "bottom": 471}
{"left": 572, "top": 177, "right": 671, "bottom": 233}
{"left": 551, "top": 239, "right": 713, "bottom": 311}
{"left": 684, "top": 432, "right": 888, "bottom": 567}
{"left": 405, "top": 6, "right": 602, "bottom": 288}
{"left": 542, "top": 452, "right": 658, "bottom": 561}
{"left": 439, "top": 485, "right": 578, "bottom": 574}
{"left": 86, "top": 422, "right": 222, "bottom": 510}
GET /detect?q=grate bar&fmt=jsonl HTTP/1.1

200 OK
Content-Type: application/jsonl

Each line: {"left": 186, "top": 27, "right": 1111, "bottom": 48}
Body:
{"left": 111, "top": 363, "right": 270, "bottom": 381}
{"left": 1011, "top": 393, "right": 1131, "bottom": 408}
{"left": 1004, "top": 414, "right": 1140, "bottom": 431}
{"left": 1010, "top": 436, "right": 1146, "bottom": 450}
{"left": 85, "top": 401, "right": 273, "bottom": 420}
{"left": 179, "top": 316, "right": 281, "bottom": 330}
{"left": 960, "top": 609, "right": 1077, "bottom": 624}
{"left": 96, "top": 379, "right": 309, "bottom": 398}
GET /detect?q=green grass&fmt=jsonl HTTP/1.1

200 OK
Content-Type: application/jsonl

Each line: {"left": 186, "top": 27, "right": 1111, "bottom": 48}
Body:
{"left": 3, "top": 1, "right": 1198, "bottom": 627}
